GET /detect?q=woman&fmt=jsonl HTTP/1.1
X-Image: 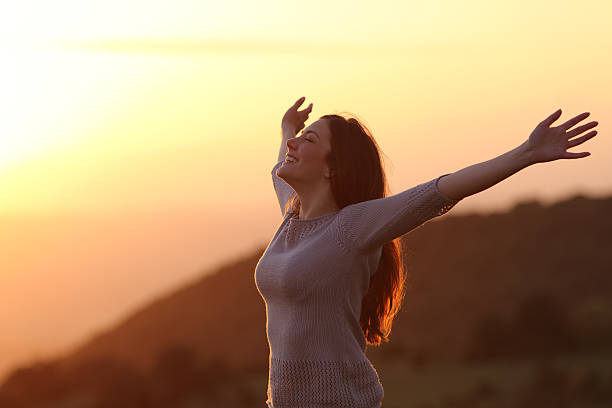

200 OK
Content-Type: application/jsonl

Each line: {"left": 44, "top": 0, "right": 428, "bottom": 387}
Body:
{"left": 254, "top": 96, "right": 598, "bottom": 407}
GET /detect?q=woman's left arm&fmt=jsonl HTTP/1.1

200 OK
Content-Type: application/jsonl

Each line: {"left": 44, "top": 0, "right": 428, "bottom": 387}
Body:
{"left": 437, "top": 109, "right": 599, "bottom": 201}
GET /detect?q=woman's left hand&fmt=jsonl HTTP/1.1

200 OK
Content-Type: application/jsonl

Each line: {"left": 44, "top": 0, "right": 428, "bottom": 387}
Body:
{"left": 525, "top": 109, "right": 598, "bottom": 164}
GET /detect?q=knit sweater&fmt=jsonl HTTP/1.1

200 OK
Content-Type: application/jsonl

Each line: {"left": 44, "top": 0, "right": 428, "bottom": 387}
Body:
{"left": 255, "top": 157, "right": 462, "bottom": 408}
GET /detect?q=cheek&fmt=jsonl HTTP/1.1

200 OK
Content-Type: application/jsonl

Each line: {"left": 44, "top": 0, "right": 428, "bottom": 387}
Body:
{"left": 300, "top": 154, "right": 321, "bottom": 166}
{"left": 305, "top": 157, "right": 329, "bottom": 174}
{"left": 296, "top": 150, "right": 325, "bottom": 171}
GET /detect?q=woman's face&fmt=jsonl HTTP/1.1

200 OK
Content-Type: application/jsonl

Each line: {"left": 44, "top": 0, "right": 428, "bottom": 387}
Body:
{"left": 277, "top": 119, "right": 333, "bottom": 186}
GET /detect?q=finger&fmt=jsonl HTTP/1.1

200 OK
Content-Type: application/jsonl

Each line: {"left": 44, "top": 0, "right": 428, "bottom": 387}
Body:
{"left": 567, "top": 130, "right": 597, "bottom": 148}
{"left": 540, "top": 108, "right": 562, "bottom": 128}
{"left": 566, "top": 121, "right": 598, "bottom": 139}
{"left": 563, "top": 151, "right": 591, "bottom": 159}
{"left": 293, "top": 96, "right": 306, "bottom": 109}
{"left": 298, "top": 103, "right": 313, "bottom": 115}
{"left": 559, "top": 111, "right": 590, "bottom": 131}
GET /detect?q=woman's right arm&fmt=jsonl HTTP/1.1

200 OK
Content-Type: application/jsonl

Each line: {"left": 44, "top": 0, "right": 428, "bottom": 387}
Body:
{"left": 271, "top": 127, "right": 296, "bottom": 216}
{"left": 277, "top": 126, "right": 293, "bottom": 163}
{"left": 272, "top": 97, "right": 313, "bottom": 216}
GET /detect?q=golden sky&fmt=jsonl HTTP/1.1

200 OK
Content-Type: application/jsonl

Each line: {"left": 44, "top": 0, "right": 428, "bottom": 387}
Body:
{"left": 0, "top": 0, "right": 611, "bottom": 382}
{"left": 1, "top": 0, "right": 611, "bottom": 214}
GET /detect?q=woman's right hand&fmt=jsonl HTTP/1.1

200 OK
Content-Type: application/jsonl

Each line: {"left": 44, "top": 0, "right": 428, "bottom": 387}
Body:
{"left": 281, "top": 96, "right": 313, "bottom": 134}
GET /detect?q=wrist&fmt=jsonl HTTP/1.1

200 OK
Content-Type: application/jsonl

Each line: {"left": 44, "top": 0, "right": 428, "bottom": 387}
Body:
{"left": 517, "top": 140, "right": 537, "bottom": 167}
{"left": 281, "top": 125, "right": 297, "bottom": 138}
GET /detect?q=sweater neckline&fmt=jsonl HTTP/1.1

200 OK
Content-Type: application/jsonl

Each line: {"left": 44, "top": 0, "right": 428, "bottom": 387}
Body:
{"left": 290, "top": 210, "right": 339, "bottom": 224}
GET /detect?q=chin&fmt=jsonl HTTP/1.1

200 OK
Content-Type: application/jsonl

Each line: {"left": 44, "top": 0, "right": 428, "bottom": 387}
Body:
{"left": 277, "top": 167, "right": 290, "bottom": 179}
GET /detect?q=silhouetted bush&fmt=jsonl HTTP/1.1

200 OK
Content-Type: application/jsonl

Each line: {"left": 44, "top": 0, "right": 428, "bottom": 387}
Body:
{"left": 466, "top": 291, "right": 579, "bottom": 362}
{"left": 569, "top": 296, "right": 612, "bottom": 352}
{"left": 513, "top": 291, "right": 576, "bottom": 358}
{"left": 465, "top": 313, "right": 513, "bottom": 361}
{"left": 71, "top": 355, "right": 149, "bottom": 408}
{"left": 149, "top": 343, "right": 201, "bottom": 405}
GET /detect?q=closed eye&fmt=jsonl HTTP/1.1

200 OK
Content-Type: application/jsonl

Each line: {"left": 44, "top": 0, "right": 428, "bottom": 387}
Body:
{"left": 300, "top": 132, "right": 314, "bottom": 142}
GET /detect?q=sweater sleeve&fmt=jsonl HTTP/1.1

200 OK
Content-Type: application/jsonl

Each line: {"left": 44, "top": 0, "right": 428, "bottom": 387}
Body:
{"left": 337, "top": 173, "right": 461, "bottom": 254}
{"left": 271, "top": 160, "right": 295, "bottom": 216}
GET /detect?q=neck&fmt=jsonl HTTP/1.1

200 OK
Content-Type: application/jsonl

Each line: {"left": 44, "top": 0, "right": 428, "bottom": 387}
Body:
{"left": 296, "top": 190, "right": 339, "bottom": 220}
{"left": 290, "top": 176, "right": 339, "bottom": 220}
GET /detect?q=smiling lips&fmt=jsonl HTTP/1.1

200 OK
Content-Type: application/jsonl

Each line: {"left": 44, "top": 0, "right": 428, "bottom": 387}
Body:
{"left": 284, "top": 154, "right": 298, "bottom": 164}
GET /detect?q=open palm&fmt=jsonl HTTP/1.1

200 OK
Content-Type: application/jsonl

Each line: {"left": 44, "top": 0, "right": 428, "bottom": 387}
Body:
{"left": 526, "top": 109, "right": 598, "bottom": 164}
{"left": 281, "top": 96, "right": 313, "bottom": 133}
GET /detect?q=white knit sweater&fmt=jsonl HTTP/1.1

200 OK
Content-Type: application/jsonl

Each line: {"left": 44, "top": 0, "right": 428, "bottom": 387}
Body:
{"left": 254, "top": 157, "right": 461, "bottom": 408}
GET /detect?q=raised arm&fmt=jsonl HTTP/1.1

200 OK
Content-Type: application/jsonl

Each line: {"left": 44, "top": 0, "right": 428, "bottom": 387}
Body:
{"left": 271, "top": 130, "right": 294, "bottom": 215}
{"left": 436, "top": 109, "right": 599, "bottom": 200}
{"left": 272, "top": 97, "right": 314, "bottom": 216}
{"left": 277, "top": 129, "right": 290, "bottom": 164}
{"left": 338, "top": 174, "right": 461, "bottom": 254}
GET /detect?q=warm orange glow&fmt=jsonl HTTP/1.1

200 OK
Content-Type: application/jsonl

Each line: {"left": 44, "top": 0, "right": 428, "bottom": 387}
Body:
{"left": 1, "top": 0, "right": 610, "bottom": 384}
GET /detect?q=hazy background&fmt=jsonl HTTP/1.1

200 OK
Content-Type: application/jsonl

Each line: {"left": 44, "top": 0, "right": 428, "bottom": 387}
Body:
{"left": 1, "top": 0, "right": 610, "bottom": 383}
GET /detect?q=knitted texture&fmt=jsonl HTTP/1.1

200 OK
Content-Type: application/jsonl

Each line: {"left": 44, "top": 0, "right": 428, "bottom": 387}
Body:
{"left": 255, "top": 158, "right": 462, "bottom": 408}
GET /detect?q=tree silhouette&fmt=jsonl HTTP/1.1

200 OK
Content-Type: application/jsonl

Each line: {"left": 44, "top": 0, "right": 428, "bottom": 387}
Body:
{"left": 513, "top": 291, "right": 576, "bottom": 358}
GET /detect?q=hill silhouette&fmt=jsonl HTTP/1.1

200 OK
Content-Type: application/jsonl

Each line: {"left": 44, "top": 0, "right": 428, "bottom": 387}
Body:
{"left": 1, "top": 193, "right": 611, "bottom": 407}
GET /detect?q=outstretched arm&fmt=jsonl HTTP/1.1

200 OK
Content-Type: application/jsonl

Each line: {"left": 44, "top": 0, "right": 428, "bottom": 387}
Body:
{"left": 437, "top": 109, "right": 599, "bottom": 200}
{"left": 337, "top": 109, "right": 599, "bottom": 254}
{"left": 436, "top": 142, "right": 532, "bottom": 201}
{"left": 338, "top": 173, "right": 461, "bottom": 254}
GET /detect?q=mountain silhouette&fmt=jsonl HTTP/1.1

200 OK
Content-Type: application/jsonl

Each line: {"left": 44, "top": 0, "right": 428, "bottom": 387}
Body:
{"left": 1, "top": 193, "right": 611, "bottom": 407}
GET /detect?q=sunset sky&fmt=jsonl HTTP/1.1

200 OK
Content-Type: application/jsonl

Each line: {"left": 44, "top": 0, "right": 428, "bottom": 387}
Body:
{"left": 1, "top": 0, "right": 610, "bottom": 382}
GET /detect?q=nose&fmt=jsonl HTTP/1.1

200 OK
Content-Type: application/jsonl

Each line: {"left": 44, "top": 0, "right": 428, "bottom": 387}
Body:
{"left": 286, "top": 136, "right": 299, "bottom": 150}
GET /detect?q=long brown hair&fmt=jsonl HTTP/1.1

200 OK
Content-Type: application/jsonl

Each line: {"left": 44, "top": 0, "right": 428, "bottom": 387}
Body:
{"left": 283, "top": 113, "right": 407, "bottom": 346}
